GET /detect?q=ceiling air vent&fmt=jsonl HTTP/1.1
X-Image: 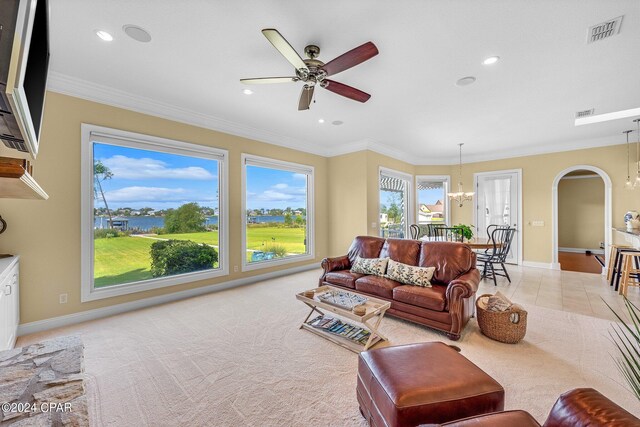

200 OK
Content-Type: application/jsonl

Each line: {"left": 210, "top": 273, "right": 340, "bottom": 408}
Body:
{"left": 575, "top": 109, "right": 594, "bottom": 118}
{"left": 587, "top": 16, "right": 623, "bottom": 43}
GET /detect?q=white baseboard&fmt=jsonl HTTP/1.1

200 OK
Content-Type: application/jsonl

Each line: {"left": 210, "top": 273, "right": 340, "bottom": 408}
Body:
{"left": 521, "top": 260, "right": 556, "bottom": 270}
{"left": 558, "top": 247, "right": 604, "bottom": 255}
{"left": 18, "top": 263, "right": 319, "bottom": 337}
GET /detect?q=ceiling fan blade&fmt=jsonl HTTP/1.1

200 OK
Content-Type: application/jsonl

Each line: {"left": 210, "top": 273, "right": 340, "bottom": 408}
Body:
{"left": 321, "top": 41, "right": 378, "bottom": 76}
{"left": 322, "top": 80, "right": 371, "bottom": 103}
{"left": 298, "top": 85, "right": 315, "bottom": 111}
{"left": 261, "top": 29, "right": 308, "bottom": 72}
{"left": 240, "top": 77, "right": 297, "bottom": 84}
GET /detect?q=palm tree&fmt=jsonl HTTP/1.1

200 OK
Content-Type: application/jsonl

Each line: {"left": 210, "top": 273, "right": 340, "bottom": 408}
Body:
{"left": 94, "top": 160, "right": 114, "bottom": 227}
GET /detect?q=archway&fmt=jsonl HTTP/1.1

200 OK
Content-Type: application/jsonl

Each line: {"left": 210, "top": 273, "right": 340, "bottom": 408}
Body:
{"left": 552, "top": 165, "right": 612, "bottom": 272}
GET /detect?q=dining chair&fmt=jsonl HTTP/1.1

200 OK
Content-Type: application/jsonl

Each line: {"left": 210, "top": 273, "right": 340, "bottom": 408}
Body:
{"left": 477, "top": 226, "right": 516, "bottom": 286}
{"left": 431, "top": 226, "right": 464, "bottom": 242}
{"left": 409, "top": 224, "right": 420, "bottom": 240}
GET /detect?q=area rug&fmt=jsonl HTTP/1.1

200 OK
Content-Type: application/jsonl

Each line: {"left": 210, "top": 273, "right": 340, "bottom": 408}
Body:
{"left": 17, "top": 270, "right": 640, "bottom": 426}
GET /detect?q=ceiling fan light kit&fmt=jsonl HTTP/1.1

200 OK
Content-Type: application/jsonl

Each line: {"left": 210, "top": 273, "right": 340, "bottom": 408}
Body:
{"left": 241, "top": 28, "right": 378, "bottom": 110}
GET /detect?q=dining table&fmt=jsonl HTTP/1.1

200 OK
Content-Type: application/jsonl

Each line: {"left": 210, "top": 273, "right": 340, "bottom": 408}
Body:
{"left": 419, "top": 236, "right": 502, "bottom": 250}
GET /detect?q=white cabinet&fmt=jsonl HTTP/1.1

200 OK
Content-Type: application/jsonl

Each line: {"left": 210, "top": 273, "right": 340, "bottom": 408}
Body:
{"left": 0, "top": 256, "right": 19, "bottom": 351}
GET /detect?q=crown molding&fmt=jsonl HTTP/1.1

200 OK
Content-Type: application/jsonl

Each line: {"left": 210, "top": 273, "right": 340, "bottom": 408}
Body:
{"left": 46, "top": 72, "right": 332, "bottom": 157}
{"left": 47, "top": 72, "right": 627, "bottom": 167}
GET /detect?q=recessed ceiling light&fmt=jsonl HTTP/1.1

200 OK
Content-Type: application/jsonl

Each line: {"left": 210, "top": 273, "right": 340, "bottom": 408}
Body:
{"left": 332, "top": 120, "right": 343, "bottom": 126}
{"left": 483, "top": 56, "right": 500, "bottom": 65}
{"left": 123, "top": 24, "right": 152, "bottom": 43}
{"left": 243, "top": 89, "right": 253, "bottom": 95}
{"left": 318, "top": 119, "right": 325, "bottom": 124}
{"left": 455, "top": 76, "right": 476, "bottom": 87}
{"left": 95, "top": 30, "right": 113, "bottom": 42}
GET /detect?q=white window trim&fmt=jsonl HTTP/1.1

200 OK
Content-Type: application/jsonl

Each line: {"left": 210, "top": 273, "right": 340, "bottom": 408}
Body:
{"left": 241, "top": 154, "right": 315, "bottom": 272}
{"left": 378, "top": 167, "right": 414, "bottom": 237}
{"left": 415, "top": 175, "right": 451, "bottom": 226}
{"left": 80, "top": 124, "right": 229, "bottom": 302}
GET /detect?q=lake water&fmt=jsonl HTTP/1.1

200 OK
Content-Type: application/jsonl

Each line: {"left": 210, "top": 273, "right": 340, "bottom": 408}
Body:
{"left": 94, "top": 215, "right": 285, "bottom": 231}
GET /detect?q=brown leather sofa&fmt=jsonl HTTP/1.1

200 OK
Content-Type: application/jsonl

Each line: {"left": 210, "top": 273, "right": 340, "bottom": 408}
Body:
{"left": 320, "top": 236, "right": 480, "bottom": 340}
{"left": 431, "top": 388, "right": 640, "bottom": 426}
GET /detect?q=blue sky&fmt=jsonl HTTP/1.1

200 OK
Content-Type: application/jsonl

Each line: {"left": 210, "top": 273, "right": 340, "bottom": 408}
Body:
{"left": 246, "top": 165, "right": 307, "bottom": 210}
{"left": 94, "top": 143, "right": 307, "bottom": 211}
{"left": 94, "top": 143, "right": 219, "bottom": 210}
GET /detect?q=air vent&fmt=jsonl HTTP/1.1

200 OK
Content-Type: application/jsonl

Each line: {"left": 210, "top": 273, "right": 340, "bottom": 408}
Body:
{"left": 575, "top": 109, "right": 594, "bottom": 118}
{"left": 587, "top": 16, "right": 623, "bottom": 43}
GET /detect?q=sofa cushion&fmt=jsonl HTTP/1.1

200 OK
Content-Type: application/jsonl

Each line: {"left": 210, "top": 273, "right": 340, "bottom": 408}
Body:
{"left": 355, "top": 276, "right": 403, "bottom": 299}
{"left": 351, "top": 256, "right": 389, "bottom": 276}
{"left": 386, "top": 259, "right": 435, "bottom": 287}
{"left": 393, "top": 284, "right": 447, "bottom": 312}
{"left": 419, "top": 241, "right": 476, "bottom": 284}
{"left": 324, "top": 270, "right": 364, "bottom": 289}
{"left": 347, "top": 236, "right": 386, "bottom": 264}
{"left": 380, "top": 238, "right": 421, "bottom": 265}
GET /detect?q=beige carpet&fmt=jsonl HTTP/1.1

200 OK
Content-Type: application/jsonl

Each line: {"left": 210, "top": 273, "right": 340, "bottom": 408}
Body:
{"left": 18, "top": 269, "right": 640, "bottom": 426}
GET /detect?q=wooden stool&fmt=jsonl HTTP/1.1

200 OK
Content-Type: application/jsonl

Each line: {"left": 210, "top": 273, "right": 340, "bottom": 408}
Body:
{"left": 607, "top": 245, "right": 631, "bottom": 282}
{"left": 619, "top": 251, "right": 640, "bottom": 297}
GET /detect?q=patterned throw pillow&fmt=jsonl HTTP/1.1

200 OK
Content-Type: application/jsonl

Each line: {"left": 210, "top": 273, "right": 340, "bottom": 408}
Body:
{"left": 385, "top": 259, "right": 435, "bottom": 287}
{"left": 350, "top": 256, "right": 389, "bottom": 276}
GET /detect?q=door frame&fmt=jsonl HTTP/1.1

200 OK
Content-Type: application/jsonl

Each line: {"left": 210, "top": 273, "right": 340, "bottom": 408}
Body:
{"left": 552, "top": 165, "right": 611, "bottom": 272}
{"left": 473, "top": 169, "right": 523, "bottom": 265}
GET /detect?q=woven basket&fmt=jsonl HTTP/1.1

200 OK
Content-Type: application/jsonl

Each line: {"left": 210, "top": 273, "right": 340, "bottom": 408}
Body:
{"left": 476, "top": 294, "right": 527, "bottom": 344}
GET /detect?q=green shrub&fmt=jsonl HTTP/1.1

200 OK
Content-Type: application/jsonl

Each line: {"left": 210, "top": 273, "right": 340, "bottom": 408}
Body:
{"left": 150, "top": 240, "right": 218, "bottom": 277}
{"left": 262, "top": 243, "right": 288, "bottom": 258}
{"left": 94, "top": 228, "right": 128, "bottom": 239}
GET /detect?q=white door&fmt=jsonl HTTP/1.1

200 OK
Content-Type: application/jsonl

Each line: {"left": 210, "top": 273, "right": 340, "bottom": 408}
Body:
{"left": 475, "top": 171, "right": 520, "bottom": 264}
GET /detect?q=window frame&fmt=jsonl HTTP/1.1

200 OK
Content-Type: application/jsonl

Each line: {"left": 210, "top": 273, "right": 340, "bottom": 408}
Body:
{"left": 378, "top": 167, "right": 414, "bottom": 239}
{"left": 415, "top": 175, "right": 451, "bottom": 226}
{"left": 241, "top": 154, "right": 315, "bottom": 272}
{"left": 80, "top": 124, "right": 229, "bottom": 302}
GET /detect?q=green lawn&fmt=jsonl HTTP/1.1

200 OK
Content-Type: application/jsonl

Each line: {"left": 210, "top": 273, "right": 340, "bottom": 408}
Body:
{"left": 94, "top": 227, "right": 306, "bottom": 287}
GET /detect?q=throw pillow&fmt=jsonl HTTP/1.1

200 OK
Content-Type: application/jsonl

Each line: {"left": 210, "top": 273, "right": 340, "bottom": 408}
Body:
{"left": 385, "top": 259, "right": 435, "bottom": 287}
{"left": 486, "top": 291, "right": 513, "bottom": 312}
{"left": 350, "top": 256, "right": 389, "bottom": 276}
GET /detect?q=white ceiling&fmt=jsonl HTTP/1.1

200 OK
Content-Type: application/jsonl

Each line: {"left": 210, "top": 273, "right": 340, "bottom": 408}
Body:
{"left": 48, "top": 0, "right": 640, "bottom": 164}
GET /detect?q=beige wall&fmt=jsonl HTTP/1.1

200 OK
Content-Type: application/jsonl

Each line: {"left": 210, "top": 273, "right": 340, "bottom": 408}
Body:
{"left": 558, "top": 176, "right": 605, "bottom": 249}
{"left": 0, "top": 93, "right": 329, "bottom": 323}
{"left": 327, "top": 151, "right": 368, "bottom": 256}
{"left": 417, "top": 145, "right": 640, "bottom": 263}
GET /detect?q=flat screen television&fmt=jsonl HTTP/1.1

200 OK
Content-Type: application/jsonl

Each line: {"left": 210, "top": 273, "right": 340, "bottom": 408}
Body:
{"left": 0, "top": 0, "right": 50, "bottom": 158}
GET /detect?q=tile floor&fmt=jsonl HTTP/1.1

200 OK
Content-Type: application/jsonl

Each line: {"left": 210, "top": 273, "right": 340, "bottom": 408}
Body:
{"left": 478, "top": 264, "right": 640, "bottom": 321}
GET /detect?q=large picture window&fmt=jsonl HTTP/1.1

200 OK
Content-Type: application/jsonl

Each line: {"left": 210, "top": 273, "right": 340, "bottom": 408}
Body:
{"left": 379, "top": 168, "right": 413, "bottom": 239}
{"left": 416, "top": 175, "right": 450, "bottom": 225}
{"left": 81, "top": 125, "right": 228, "bottom": 301}
{"left": 242, "top": 155, "right": 314, "bottom": 270}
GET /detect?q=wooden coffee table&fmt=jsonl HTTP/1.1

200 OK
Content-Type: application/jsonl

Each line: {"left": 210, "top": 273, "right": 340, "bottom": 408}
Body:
{"left": 296, "top": 285, "right": 390, "bottom": 352}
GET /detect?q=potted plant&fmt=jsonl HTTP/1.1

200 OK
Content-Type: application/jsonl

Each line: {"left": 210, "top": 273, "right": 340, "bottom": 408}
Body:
{"left": 453, "top": 224, "right": 474, "bottom": 242}
{"left": 603, "top": 297, "right": 640, "bottom": 401}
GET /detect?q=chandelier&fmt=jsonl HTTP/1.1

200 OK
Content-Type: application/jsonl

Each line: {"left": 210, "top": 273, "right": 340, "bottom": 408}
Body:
{"left": 448, "top": 143, "right": 474, "bottom": 207}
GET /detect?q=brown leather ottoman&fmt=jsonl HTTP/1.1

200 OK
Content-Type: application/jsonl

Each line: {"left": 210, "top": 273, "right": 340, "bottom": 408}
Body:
{"left": 357, "top": 342, "right": 504, "bottom": 427}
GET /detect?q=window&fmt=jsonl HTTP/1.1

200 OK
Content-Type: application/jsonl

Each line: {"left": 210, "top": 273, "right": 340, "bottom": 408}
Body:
{"left": 379, "top": 168, "right": 413, "bottom": 239}
{"left": 416, "top": 175, "right": 450, "bottom": 225}
{"left": 81, "top": 124, "right": 228, "bottom": 302}
{"left": 242, "top": 154, "right": 314, "bottom": 270}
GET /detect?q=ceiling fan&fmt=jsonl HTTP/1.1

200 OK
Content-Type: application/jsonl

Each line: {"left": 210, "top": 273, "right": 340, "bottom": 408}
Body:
{"left": 241, "top": 29, "right": 379, "bottom": 111}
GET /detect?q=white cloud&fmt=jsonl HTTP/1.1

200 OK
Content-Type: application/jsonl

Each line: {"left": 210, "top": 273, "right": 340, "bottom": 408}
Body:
{"left": 104, "top": 186, "right": 190, "bottom": 202}
{"left": 272, "top": 183, "right": 289, "bottom": 190}
{"left": 292, "top": 173, "right": 307, "bottom": 180}
{"left": 100, "top": 155, "right": 215, "bottom": 180}
{"left": 258, "top": 190, "right": 297, "bottom": 202}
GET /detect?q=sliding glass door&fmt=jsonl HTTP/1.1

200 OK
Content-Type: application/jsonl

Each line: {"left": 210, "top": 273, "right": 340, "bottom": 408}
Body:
{"left": 379, "top": 168, "right": 413, "bottom": 239}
